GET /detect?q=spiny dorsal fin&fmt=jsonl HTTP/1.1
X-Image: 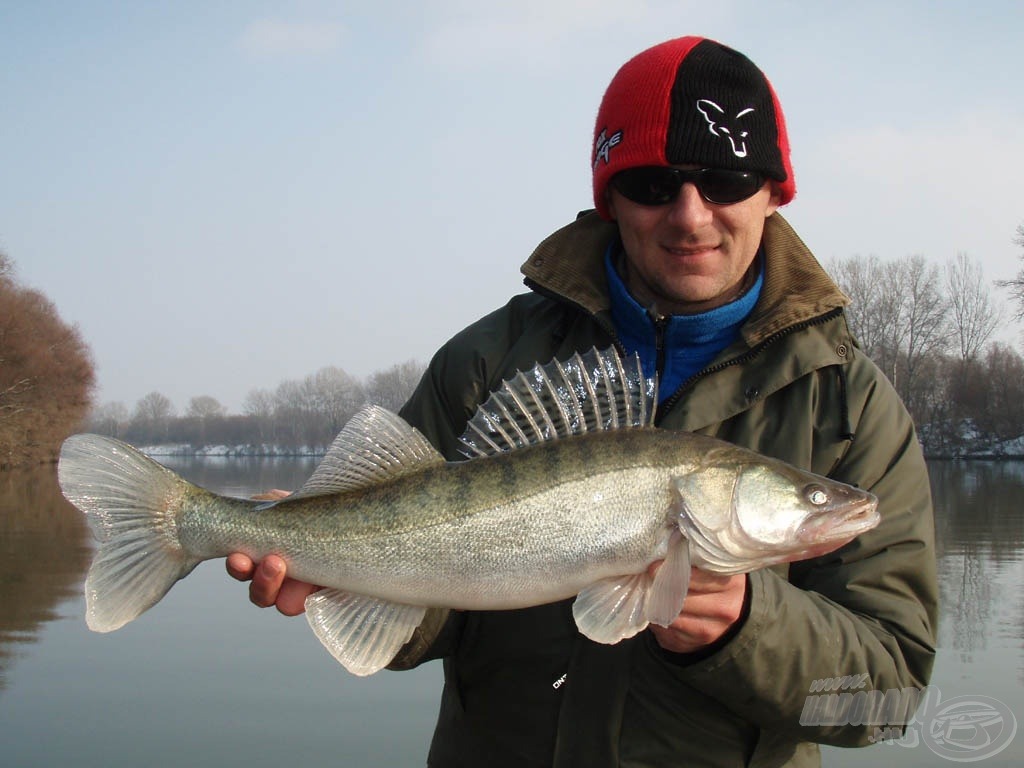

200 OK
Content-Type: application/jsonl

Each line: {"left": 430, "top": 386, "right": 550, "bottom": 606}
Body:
{"left": 283, "top": 406, "right": 444, "bottom": 500}
{"left": 459, "top": 347, "right": 657, "bottom": 459}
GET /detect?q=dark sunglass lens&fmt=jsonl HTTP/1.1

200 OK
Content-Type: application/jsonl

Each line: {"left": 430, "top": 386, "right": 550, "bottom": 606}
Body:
{"left": 613, "top": 168, "right": 680, "bottom": 205}
{"left": 613, "top": 167, "right": 764, "bottom": 206}
{"left": 700, "top": 170, "right": 763, "bottom": 204}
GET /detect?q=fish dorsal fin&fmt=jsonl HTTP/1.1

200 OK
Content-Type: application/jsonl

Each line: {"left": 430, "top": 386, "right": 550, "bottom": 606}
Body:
{"left": 459, "top": 347, "right": 657, "bottom": 459}
{"left": 286, "top": 406, "right": 444, "bottom": 500}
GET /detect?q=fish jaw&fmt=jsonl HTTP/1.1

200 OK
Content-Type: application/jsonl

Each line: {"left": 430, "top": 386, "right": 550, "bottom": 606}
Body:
{"left": 796, "top": 492, "right": 880, "bottom": 548}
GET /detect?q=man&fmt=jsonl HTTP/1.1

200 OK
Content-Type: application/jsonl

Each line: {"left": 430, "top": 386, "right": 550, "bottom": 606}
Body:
{"left": 228, "top": 36, "right": 937, "bottom": 767}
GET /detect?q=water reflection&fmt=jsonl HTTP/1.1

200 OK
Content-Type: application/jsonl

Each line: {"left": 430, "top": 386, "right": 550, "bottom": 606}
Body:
{"left": 158, "top": 454, "right": 321, "bottom": 497}
{"left": 929, "top": 461, "right": 1024, "bottom": 678}
{"left": 0, "top": 466, "right": 90, "bottom": 689}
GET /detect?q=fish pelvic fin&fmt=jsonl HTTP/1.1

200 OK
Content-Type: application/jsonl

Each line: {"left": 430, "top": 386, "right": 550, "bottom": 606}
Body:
{"left": 305, "top": 589, "right": 426, "bottom": 676}
{"left": 459, "top": 347, "right": 657, "bottom": 459}
{"left": 58, "top": 434, "right": 201, "bottom": 633}
{"left": 572, "top": 530, "right": 692, "bottom": 644}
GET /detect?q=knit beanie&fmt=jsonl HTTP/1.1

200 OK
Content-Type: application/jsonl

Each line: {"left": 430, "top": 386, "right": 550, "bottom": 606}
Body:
{"left": 592, "top": 36, "right": 795, "bottom": 219}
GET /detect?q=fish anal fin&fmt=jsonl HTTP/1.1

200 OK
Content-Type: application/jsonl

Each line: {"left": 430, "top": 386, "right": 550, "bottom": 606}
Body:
{"left": 304, "top": 589, "right": 426, "bottom": 676}
{"left": 286, "top": 406, "right": 444, "bottom": 501}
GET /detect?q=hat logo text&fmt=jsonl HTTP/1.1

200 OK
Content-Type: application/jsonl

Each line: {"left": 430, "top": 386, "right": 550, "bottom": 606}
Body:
{"left": 696, "top": 100, "right": 754, "bottom": 158}
{"left": 594, "top": 128, "right": 623, "bottom": 169}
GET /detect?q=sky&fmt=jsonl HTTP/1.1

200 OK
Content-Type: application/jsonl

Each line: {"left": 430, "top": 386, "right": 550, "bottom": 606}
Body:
{"left": 3, "top": 1, "right": 1023, "bottom": 414}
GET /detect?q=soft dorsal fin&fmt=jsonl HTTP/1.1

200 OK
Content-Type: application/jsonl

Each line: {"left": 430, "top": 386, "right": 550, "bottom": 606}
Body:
{"left": 283, "top": 405, "right": 444, "bottom": 500}
{"left": 459, "top": 347, "right": 657, "bottom": 459}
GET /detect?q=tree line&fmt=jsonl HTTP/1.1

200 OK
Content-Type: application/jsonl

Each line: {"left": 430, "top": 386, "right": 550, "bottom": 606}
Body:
{"left": 830, "top": 227, "right": 1024, "bottom": 456}
{"left": 87, "top": 360, "right": 426, "bottom": 452}
{"left": 0, "top": 254, "right": 94, "bottom": 467}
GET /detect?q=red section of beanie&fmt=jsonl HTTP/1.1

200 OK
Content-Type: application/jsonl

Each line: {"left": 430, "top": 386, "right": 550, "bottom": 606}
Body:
{"left": 592, "top": 36, "right": 704, "bottom": 220}
{"left": 764, "top": 77, "right": 796, "bottom": 206}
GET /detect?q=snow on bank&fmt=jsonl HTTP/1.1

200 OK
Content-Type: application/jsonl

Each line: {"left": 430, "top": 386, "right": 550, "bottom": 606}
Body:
{"left": 139, "top": 433, "right": 1024, "bottom": 461}
{"left": 141, "top": 444, "right": 326, "bottom": 458}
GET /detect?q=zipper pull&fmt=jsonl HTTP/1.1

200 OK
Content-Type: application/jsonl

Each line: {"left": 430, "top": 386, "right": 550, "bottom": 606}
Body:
{"left": 646, "top": 304, "right": 669, "bottom": 384}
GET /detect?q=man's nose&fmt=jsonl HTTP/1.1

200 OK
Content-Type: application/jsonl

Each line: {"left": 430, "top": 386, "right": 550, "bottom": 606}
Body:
{"left": 666, "top": 183, "right": 714, "bottom": 229}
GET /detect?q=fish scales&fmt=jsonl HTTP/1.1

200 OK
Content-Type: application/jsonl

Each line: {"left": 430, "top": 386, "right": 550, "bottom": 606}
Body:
{"left": 179, "top": 430, "right": 693, "bottom": 610}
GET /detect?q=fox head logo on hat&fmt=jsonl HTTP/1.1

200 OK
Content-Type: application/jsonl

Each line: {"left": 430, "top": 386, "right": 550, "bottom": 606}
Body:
{"left": 696, "top": 100, "right": 755, "bottom": 159}
{"left": 591, "top": 36, "right": 795, "bottom": 220}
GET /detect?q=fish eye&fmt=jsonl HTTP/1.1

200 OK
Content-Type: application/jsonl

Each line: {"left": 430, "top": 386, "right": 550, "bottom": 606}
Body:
{"left": 805, "top": 485, "right": 829, "bottom": 506}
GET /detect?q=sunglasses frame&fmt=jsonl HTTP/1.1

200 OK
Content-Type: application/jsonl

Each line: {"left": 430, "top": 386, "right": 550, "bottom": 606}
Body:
{"left": 611, "top": 166, "right": 767, "bottom": 206}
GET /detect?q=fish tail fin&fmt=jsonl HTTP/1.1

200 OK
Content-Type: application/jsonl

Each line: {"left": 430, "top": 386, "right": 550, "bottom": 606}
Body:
{"left": 58, "top": 434, "right": 201, "bottom": 632}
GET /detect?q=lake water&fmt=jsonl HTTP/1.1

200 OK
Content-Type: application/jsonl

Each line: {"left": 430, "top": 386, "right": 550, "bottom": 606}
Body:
{"left": 0, "top": 458, "right": 1021, "bottom": 767}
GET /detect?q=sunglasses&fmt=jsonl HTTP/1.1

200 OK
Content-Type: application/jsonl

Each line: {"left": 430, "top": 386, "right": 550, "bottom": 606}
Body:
{"left": 611, "top": 166, "right": 766, "bottom": 206}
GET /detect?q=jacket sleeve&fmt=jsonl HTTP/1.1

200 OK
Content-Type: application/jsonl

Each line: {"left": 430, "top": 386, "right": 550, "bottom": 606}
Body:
{"left": 662, "top": 357, "right": 938, "bottom": 747}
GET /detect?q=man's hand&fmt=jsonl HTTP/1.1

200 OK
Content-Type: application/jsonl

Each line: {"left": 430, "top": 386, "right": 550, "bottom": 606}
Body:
{"left": 227, "top": 489, "right": 318, "bottom": 615}
{"left": 646, "top": 562, "right": 748, "bottom": 654}
{"left": 226, "top": 553, "right": 319, "bottom": 615}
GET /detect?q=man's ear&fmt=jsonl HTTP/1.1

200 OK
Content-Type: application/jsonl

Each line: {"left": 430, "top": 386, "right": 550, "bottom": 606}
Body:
{"left": 764, "top": 182, "right": 782, "bottom": 218}
{"left": 605, "top": 188, "right": 619, "bottom": 221}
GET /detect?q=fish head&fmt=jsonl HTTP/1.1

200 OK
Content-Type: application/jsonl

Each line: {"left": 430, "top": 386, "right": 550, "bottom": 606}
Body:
{"left": 674, "top": 451, "right": 880, "bottom": 571}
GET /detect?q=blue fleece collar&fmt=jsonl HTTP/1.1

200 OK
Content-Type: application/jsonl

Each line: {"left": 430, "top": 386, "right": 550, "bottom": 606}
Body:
{"left": 605, "top": 246, "right": 763, "bottom": 402}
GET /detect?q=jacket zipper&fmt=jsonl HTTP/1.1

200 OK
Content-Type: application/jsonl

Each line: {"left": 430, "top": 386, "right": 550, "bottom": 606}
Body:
{"left": 647, "top": 307, "right": 669, "bottom": 385}
{"left": 655, "top": 306, "right": 846, "bottom": 425}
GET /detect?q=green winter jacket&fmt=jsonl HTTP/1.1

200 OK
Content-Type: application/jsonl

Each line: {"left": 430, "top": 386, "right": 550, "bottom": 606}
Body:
{"left": 395, "top": 211, "right": 937, "bottom": 768}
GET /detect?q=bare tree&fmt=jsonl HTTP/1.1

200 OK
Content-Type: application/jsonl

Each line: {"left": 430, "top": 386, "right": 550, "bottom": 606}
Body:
{"left": 307, "top": 367, "right": 364, "bottom": 445}
{"left": 900, "top": 256, "right": 950, "bottom": 408}
{"left": 828, "top": 254, "right": 886, "bottom": 353}
{"left": 184, "top": 396, "right": 226, "bottom": 446}
{"left": 978, "top": 343, "right": 1024, "bottom": 442}
{"left": 186, "top": 395, "right": 226, "bottom": 420}
{"left": 88, "top": 401, "right": 129, "bottom": 438}
{"left": 830, "top": 253, "right": 949, "bottom": 422}
{"left": 996, "top": 224, "right": 1024, "bottom": 321}
{"left": 243, "top": 388, "right": 276, "bottom": 443}
{"left": 130, "top": 392, "right": 176, "bottom": 443}
{"left": 366, "top": 360, "right": 426, "bottom": 411}
{"left": 945, "top": 252, "right": 1002, "bottom": 362}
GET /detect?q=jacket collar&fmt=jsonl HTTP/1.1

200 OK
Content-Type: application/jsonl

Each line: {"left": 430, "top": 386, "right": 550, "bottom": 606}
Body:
{"left": 520, "top": 210, "right": 849, "bottom": 345}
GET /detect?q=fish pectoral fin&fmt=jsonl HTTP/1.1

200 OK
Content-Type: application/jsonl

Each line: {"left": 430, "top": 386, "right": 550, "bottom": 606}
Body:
{"left": 645, "top": 529, "right": 691, "bottom": 627}
{"left": 572, "top": 573, "right": 651, "bottom": 644}
{"left": 304, "top": 589, "right": 426, "bottom": 677}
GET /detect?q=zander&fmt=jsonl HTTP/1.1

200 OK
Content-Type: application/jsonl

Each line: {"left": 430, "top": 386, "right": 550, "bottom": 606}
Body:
{"left": 58, "top": 348, "right": 879, "bottom": 676}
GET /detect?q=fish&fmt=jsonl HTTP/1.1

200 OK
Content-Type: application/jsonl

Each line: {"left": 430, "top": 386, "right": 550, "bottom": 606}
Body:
{"left": 57, "top": 348, "right": 880, "bottom": 676}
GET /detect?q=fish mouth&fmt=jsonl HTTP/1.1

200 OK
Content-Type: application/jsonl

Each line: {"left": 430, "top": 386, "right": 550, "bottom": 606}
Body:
{"left": 798, "top": 494, "right": 880, "bottom": 546}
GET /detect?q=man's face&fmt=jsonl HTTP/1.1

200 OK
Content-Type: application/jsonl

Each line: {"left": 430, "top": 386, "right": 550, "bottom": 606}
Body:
{"left": 607, "top": 168, "right": 781, "bottom": 315}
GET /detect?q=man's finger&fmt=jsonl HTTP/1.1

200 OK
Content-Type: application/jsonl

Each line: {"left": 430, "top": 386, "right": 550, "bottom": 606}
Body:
{"left": 226, "top": 552, "right": 256, "bottom": 581}
{"left": 249, "top": 555, "right": 287, "bottom": 607}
